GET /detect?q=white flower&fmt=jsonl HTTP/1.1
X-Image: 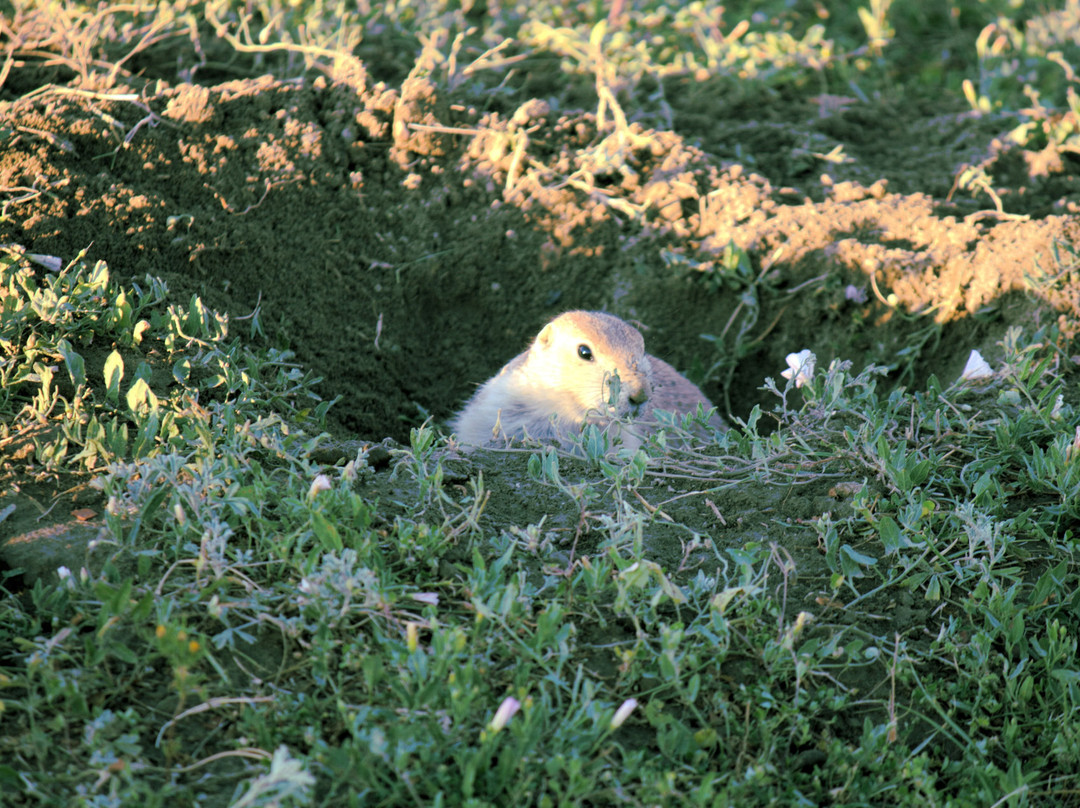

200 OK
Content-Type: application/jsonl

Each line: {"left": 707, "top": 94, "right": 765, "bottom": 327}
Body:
{"left": 960, "top": 349, "right": 993, "bottom": 381}
{"left": 57, "top": 566, "right": 78, "bottom": 591}
{"left": 781, "top": 350, "right": 816, "bottom": 389}
{"left": 610, "top": 698, "right": 638, "bottom": 729}
{"left": 307, "top": 474, "right": 332, "bottom": 501}
{"left": 844, "top": 284, "right": 868, "bottom": 303}
{"left": 488, "top": 696, "right": 521, "bottom": 733}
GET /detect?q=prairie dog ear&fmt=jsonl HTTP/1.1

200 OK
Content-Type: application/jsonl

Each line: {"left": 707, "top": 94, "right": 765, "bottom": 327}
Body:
{"left": 536, "top": 323, "right": 555, "bottom": 348}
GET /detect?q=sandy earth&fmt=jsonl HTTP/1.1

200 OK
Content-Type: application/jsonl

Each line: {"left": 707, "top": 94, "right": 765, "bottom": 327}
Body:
{"left": 2, "top": 31, "right": 1080, "bottom": 761}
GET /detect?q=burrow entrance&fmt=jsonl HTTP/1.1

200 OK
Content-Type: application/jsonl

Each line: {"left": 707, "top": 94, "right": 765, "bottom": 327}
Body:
{"left": 3, "top": 74, "right": 1077, "bottom": 443}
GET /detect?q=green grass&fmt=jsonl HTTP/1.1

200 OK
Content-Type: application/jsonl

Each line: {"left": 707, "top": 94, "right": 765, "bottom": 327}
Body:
{"left": 3, "top": 254, "right": 1079, "bottom": 805}
{"left": 3, "top": 1, "right": 1080, "bottom": 806}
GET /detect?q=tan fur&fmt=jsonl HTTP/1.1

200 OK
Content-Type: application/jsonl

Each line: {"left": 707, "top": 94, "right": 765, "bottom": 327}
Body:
{"left": 451, "top": 310, "right": 723, "bottom": 449}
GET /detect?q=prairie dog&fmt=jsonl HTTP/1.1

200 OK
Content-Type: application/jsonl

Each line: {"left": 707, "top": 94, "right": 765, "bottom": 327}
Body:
{"left": 451, "top": 310, "right": 722, "bottom": 449}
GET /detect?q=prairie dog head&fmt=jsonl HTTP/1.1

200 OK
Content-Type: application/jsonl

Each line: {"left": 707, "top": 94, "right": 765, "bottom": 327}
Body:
{"left": 523, "top": 311, "right": 653, "bottom": 421}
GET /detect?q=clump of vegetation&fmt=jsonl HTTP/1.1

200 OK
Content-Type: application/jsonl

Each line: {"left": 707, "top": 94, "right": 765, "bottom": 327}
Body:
{"left": 3, "top": 246, "right": 1079, "bottom": 805}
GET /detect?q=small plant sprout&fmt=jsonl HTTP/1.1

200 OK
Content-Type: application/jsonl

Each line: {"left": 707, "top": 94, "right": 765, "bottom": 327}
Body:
{"left": 781, "top": 349, "right": 817, "bottom": 389}
{"left": 780, "top": 611, "right": 814, "bottom": 651}
{"left": 229, "top": 746, "right": 315, "bottom": 808}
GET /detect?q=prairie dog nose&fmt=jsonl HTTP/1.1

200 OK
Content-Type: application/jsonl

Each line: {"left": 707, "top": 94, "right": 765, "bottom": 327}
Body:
{"left": 627, "top": 373, "right": 651, "bottom": 405}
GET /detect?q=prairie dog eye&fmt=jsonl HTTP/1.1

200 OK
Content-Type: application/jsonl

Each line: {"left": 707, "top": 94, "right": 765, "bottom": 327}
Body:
{"left": 577, "top": 344, "right": 594, "bottom": 361}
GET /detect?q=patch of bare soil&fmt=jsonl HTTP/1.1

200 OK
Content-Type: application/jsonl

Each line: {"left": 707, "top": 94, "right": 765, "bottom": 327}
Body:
{"left": 2, "top": 59, "right": 1079, "bottom": 709}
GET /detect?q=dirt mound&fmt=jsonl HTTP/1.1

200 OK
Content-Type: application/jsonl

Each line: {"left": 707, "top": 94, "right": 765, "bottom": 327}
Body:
{"left": 4, "top": 68, "right": 1078, "bottom": 444}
